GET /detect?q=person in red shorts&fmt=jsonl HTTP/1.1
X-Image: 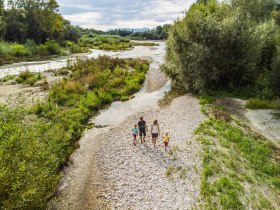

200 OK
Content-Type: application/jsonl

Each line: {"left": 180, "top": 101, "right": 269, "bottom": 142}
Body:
{"left": 132, "top": 124, "right": 138, "bottom": 146}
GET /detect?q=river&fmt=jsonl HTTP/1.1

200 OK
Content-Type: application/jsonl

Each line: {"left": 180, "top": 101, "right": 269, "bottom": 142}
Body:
{"left": 1, "top": 41, "right": 171, "bottom": 125}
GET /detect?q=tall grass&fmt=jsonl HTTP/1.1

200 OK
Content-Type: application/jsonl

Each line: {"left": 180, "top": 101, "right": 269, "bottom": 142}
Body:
{"left": 0, "top": 56, "right": 149, "bottom": 209}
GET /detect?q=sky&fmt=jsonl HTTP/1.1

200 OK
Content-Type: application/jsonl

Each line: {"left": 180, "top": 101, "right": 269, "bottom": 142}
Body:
{"left": 57, "top": 0, "right": 196, "bottom": 30}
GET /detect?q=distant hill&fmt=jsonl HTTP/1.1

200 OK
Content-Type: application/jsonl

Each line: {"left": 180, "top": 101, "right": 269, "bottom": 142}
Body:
{"left": 107, "top": 28, "right": 151, "bottom": 32}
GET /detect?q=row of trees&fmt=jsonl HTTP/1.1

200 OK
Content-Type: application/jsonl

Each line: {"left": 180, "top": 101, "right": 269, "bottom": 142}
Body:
{"left": 107, "top": 25, "right": 171, "bottom": 40}
{"left": 0, "top": 0, "right": 81, "bottom": 44}
{"left": 162, "top": 0, "right": 280, "bottom": 98}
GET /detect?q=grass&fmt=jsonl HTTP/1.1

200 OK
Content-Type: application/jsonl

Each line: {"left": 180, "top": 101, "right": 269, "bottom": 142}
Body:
{"left": 15, "top": 71, "right": 44, "bottom": 86}
{"left": 199, "top": 96, "right": 216, "bottom": 105}
{"left": 196, "top": 104, "right": 280, "bottom": 209}
{"left": 0, "top": 71, "right": 45, "bottom": 86}
{"left": 0, "top": 56, "right": 149, "bottom": 209}
{"left": 131, "top": 42, "right": 160, "bottom": 47}
{"left": 246, "top": 98, "right": 280, "bottom": 110}
{"left": 0, "top": 75, "right": 16, "bottom": 82}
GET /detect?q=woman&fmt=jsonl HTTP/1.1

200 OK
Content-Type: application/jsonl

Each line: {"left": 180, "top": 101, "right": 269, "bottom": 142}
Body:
{"left": 151, "top": 120, "right": 160, "bottom": 148}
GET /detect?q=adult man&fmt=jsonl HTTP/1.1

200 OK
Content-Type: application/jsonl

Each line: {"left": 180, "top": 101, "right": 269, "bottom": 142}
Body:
{"left": 138, "top": 117, "right": 148, "bottom": 144}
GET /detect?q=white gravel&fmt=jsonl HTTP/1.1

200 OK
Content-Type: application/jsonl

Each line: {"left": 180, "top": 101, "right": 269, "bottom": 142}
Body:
{"left": 48, "top": 41, "right": 206, "bottom": 209}
{"left": 51, "top": 95, "right": 205, "bottom": 210}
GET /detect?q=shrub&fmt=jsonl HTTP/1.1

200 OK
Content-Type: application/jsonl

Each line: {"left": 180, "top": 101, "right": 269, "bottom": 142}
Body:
{"left": 97, "top": 89, "right": 113, "bottom": 104}
{"left": 45, "top": 40, "right": 61, "bottom": 55}
{"left": 16, "top": 71, "right": 43, "bottom": 86}
{"left": 24, "top": 39, "right": 38, "bottom": 55}
{"left": 0, "top": 42, "right": 12, "bottom": 55}
{"left": 11, "top": 44, "right": 31, "bottom": 57}
{"left": 63, "top": 80, "right": 86, "bottom": 94}
{"left": 37, "top": 44, "right": 49, "bottom": 56}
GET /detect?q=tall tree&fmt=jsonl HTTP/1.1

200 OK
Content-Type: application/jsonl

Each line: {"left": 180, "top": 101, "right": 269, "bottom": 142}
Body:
{"left": 0, "top": 0, "right": 5, "bottom": 38}
{"left": 4, "top": 0, "right": 63, "bottom": 43}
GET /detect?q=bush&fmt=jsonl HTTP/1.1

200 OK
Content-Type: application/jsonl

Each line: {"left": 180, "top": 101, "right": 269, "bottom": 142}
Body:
{"left": 10, "top": 44, "right": 31, "bottom": 57}
{"left": 37, "top": 44, "right": 49, "bottom": 56}
{"left": 45, "top": 40, "right": 61, "bottom": 55}
{"left": 24, "top": 39, "right": 38, "bottom": 55}
{"left": 16, "top": 71, "right": 43, "bottom": 86}
{"left": 97, "top": 89, "right": 113, "bottom": 104}
{"left": 0, "top": 42, "right": 12, "bottom": 55}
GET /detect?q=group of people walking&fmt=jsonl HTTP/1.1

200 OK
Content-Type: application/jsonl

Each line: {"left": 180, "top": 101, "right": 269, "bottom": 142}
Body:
{"left": 132, "top": 117, "right": 169, "bottom": 151}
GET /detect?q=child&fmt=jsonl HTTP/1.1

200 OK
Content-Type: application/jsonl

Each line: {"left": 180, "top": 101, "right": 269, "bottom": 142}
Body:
{"left": 132, "top": 124, "right": 138, "bottom": 146}
{"left": 163, "top": 132, "right": 169, "bottom": 151}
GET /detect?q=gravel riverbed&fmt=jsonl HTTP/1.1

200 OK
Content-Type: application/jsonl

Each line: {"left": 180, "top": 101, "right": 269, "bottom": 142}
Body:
{"left": 48, "top": 41, "right": 206, "bottom": 209}
{"left": 51, "top": 94, "right": 205, "bottom": 210}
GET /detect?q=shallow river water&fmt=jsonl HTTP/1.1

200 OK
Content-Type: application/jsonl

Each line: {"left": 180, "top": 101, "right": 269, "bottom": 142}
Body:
{"left": 0, "top": 41, "right": 171, "bottom": 124}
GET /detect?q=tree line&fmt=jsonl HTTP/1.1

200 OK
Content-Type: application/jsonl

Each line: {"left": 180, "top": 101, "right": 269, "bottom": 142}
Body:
{"left": 0, "top": 0, "right": 81, "bottom": 44}
{"left": 107, "top": 25, "right": 171, "bottom": 40}
{"left": 162, "top": 0, "right": 280, "bottom": 99}
{"left": 0, "top": 0, "right": 169, "bottom": 45}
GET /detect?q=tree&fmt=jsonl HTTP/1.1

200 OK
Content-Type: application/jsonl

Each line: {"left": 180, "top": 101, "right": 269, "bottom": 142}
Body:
{"left": 162, "top": 0, "right": 280, "bottom": 97}
{"left": 63, "top": 20, "right": 81, "bottom": 42}
{"left": 4, "top": 0, "right": 64, "bottom": 43}
{"left": 0, "top": 0, "right": 5, "bottom": 38}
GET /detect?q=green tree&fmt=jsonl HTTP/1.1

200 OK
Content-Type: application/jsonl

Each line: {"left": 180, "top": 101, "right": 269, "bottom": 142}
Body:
{"left": 0, "top": 0, "right": 5, "bottom": 38}
{"left": 162, "top": 0, "right": 280, "bottom": 97}
{"left": 4, "top": 0, "right": 64, "bottom": 43}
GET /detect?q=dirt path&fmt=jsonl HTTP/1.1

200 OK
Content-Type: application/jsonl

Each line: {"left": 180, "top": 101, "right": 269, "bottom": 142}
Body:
{"left": 50, "top": 94, "right": 205, "bottom": 210}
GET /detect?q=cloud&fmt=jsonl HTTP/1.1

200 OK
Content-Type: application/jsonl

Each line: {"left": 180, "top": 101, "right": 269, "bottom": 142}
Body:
{"left": 57, "top": 0, "right": 196, "bottom": 30}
